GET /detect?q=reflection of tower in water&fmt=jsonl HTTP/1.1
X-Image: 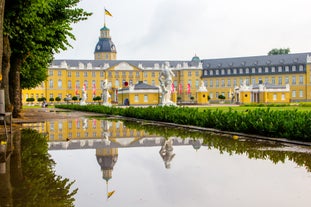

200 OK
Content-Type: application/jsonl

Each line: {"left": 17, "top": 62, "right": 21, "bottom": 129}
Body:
{"left": 96, "top": 148, "right": 118, "bottom": 199}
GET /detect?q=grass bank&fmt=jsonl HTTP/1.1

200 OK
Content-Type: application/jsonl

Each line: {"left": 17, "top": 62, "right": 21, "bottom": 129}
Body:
{"left": 55, "top": 104, "right": 311, "bottom": 142}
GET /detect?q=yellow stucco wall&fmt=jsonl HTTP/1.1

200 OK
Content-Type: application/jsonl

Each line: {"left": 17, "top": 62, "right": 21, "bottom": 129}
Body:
{"left": 117, "top": 92, "right": 159, "bottom": 105}
{"left": 196, "top": 92, "right": 209, "bottom": 104}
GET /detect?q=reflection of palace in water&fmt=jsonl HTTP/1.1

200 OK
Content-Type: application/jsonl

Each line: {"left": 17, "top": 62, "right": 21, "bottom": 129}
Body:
{"left": 22, "top": 119, "right": 203, "bottom": 199}
{"left": 23, "top": 119, "right": 203, "bottom": 178}
{"left": 23, "top": 119, "right": 203, "bottom": 151}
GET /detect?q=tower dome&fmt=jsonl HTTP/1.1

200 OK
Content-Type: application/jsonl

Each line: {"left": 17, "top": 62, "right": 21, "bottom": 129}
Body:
{"left": 191, "top": 54, "right": 200, "bottom": 62}
{"left": 94, "top": 25, "right": 117, "bottom": 60}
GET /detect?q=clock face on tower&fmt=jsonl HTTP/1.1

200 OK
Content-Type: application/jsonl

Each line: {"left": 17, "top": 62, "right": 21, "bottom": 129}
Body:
{"left": 97, "top": 45, "right": 100, "bottom": 50}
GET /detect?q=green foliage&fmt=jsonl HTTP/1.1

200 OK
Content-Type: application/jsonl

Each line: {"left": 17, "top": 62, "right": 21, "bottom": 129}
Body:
{"left": 4, "top": 0, "right": 91, "bottom": 89}
{"left": 56, "top": 104, "right": 311, "bottom": 142}
{"left": 49, "top": 97, "right": 54, "bottom": 102}
{"left": 37, "top": 97, "right": 46, "bottom": 102}
{"left": 16, "top": 129, "right": 77, "bottom": 206}
{"left": 72, "top": 96, "right": 78, "bottom": 101}
{"left": 218, "top": 94, "right": 225, "bottom": 100}
{"left": 26, "top": 97, "right": 35, "bottom": 102}
{"left": 93, "top": 96, "right": 101, "bottom": 101}
{"left": 268, "top": 48, "right": 290, "bottom": 55}
{"left": 55, "top": 97, "right": 61, "bottom": 102}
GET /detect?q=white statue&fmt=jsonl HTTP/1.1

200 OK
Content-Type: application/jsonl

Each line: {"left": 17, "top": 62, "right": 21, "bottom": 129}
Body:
{"left": 198, "top": 80, "right": 207, "bottom": 92}
{"left": 158, "top": 66, "right": 176, "bottom": 106}
{"left": 101, "top": 79, "right": 111, "bottom": 106}
{"left": 80, "top": 87, "right": 87, "bottom": 105}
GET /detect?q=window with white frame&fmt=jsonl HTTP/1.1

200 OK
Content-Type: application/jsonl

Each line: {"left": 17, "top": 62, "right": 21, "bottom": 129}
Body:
{"left": 292, "top": 76, "right": 296, "bottom": 85}
{"left": 278, "top": 77, "right": 282, "bottom": 85}
{"left": 135, "top": 95, "right": 139, "bottom": 102}
{"left": 258, "top": 67, "right": 262, "bottom": 73}
{"left": 58, "top": 80, "right": 62, "bottom": 88}
{"left": 292, "top": 90, "right": 296, "bottom": 97}
{"left": 49, "top": 79, "right": 53, "bottom": 88}
{"left": 299, "top": 75, "right": 303, "bottom": 85}
{"left": 144, "top": 95, "right": 148, "bottom": 102}
{"left": 239, "top": 68, "right": 243, "bottom": 74}
{"left": 273, "top": 94, "right": 277, "bottom": 100}
{"left": 285, "top": 66, "right": 289, "bottom": 72}
{"left": 281, "top": 94, "right": 285, "bottom": 100}
{"left": 299, "top": 90, "right": 303, "bottom": 97}
{"left": 292, "top": 65, "right": 296, "bottom": 72}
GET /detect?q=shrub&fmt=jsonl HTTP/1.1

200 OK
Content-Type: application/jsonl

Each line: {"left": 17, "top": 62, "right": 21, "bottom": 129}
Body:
{"left": 218, "top": 95, "right": 225, "bottom": 100}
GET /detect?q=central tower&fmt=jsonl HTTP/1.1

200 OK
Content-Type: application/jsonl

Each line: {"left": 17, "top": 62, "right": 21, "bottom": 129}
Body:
{"left": 94, "top": 24, "right": 117, "bottom": 60}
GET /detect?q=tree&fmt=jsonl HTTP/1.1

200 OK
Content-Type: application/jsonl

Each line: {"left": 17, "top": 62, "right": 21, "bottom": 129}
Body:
{"left": 268, "top": 48, "right": 290, "bottom": 55}
{"left": 93, "top": 96, "right": 101, "bottom": 102}
{"left": 55, "top": 97, "right": 61, "bottom": 102}
{"left": 3, "top": 0, "right": 91, "bottom": 117}
{"left": 218, "top": 94, "right": 225, "bottom": 100}
{"left": 72, "top": 96, "right": 78, "bottom": 102}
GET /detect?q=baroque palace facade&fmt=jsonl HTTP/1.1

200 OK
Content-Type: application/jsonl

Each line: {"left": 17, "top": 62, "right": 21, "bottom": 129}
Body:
{"left": 22, "top": 23, "right": 311, "bottom": 105}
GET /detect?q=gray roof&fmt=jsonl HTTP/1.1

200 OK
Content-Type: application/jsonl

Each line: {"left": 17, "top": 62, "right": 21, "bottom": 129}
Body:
{"left": 202, "top": 52, "right": 311, "bottom": 69}
{"left": 94, "top": 38, "right": 117, "bottom": 53}
{"left": 52, "top": 52, "right": 311, "bottom": 69}
{"left": 119, "top": 81, "right": 158, "bottom": 91}
{"left": 51, "top": 59, "right": 199, "bottom": 69}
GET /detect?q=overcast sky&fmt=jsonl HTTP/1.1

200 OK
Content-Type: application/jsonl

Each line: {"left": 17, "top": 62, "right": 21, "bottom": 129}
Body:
{"left": 53, "top": 0, "right": 311, "bottom": 61}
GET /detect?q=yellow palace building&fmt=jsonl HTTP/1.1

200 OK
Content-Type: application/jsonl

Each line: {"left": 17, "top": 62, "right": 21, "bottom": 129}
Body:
{"left": 22, "top": 22, "right": 311, "bottom": 105}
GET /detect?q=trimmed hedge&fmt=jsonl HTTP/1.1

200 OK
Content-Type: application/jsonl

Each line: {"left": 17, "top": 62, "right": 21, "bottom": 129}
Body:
{"left": 55, "top": 104, "right": 311, "bottom": 142}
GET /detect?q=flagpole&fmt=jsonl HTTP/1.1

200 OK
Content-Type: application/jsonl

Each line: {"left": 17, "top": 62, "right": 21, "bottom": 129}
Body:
{"left": 104, "top": 7, "right": 106, "bottom": 26}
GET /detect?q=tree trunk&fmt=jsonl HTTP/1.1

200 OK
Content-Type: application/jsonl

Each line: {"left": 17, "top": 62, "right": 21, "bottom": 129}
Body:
{"left": 0, "top": 0, "right": 5, "bottom": 73}
{"left": 9, "top": 55, "right": 22, "bottom": 118}
{"left": 1, "top": 35, "right": 12, "bottom": 112}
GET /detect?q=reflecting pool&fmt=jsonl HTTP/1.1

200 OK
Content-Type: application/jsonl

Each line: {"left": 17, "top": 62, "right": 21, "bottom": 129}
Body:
{"left": 1, "top": 117, "right": 311, "bottom": 207}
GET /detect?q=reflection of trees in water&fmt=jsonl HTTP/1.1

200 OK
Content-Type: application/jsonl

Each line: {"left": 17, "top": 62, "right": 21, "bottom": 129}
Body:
{"left": 0, "top": 129, "right": 77, "bottom": 207}
{"left": 122, "top": 120, "right": 311, "bottom": 172}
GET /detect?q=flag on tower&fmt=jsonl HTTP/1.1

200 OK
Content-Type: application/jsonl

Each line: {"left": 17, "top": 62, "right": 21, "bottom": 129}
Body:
{"left": 171, "top": 83, "right": 175, "bottom": 92}
{"left": 105, "top": 9, "right": 113, "bottom": 17}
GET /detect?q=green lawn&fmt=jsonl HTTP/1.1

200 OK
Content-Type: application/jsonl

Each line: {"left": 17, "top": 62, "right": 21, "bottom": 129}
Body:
{"left": 197, "top": 105, "right": 311, "bottom": 112}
